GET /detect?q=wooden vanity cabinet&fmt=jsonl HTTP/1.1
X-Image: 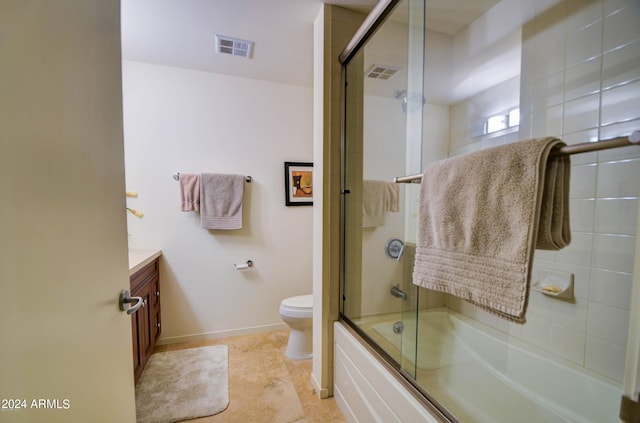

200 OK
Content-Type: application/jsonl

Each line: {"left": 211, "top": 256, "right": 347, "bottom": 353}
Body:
{"left": 130, "top": 258, "right": 161, "bottom": 384}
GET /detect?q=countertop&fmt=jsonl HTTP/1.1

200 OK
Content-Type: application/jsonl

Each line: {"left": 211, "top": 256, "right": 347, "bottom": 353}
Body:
{"left": 128, "top": 249, "right": 162, "bottom": 276}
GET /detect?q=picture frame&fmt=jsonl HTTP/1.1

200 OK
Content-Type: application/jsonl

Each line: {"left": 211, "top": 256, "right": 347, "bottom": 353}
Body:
{"left": 284, "top": 162, "right": 313, "bottom": 206}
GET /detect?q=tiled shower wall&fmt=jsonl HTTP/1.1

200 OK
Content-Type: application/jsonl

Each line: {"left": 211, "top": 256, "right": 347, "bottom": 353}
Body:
{"left": 447, "top": 0, "right": 640, "bottom": 383}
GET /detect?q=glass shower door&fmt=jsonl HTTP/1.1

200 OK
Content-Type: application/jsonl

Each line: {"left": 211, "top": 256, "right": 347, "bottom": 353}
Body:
{"left": 341, "top": 0, "right": 425, "bottom": 374}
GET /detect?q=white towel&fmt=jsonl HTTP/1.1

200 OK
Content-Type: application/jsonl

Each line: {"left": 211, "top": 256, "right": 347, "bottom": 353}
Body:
{"left": 412, "top": 137, "right": 571, "bottom": 323}
{"left": 199, "top": 174, "right": 245, "bottom": 230}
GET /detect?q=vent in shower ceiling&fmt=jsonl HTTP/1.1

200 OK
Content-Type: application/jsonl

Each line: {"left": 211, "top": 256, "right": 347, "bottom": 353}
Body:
{"left": 365, "top": 64, "right": 400, "bottom": 80}
{"left": 215, "top": 34, "right": 254, "bottom": 59}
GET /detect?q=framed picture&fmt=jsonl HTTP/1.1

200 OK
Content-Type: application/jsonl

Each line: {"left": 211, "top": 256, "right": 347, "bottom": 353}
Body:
{"left": 284, "top": 162, "right": 313, "bottom": 206}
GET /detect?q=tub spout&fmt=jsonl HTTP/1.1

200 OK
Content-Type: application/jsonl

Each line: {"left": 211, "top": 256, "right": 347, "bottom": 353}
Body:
{"left": 390, "top": 285, "right": 407, "bottom": 300}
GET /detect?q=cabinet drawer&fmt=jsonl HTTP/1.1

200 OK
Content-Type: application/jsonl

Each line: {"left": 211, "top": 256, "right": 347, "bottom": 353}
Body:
{"left": 130, "top": 260, "right": 158, "bottom": 292}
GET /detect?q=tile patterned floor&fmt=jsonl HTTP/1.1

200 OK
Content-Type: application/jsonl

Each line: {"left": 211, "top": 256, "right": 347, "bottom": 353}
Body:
{"left": 152, "top": 329, "right": 347, "bottom": 423}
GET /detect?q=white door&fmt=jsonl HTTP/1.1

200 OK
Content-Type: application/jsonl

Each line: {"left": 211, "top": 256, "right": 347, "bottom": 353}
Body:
{"left": 0, "top": 1, "right": 137, "bottom": 422}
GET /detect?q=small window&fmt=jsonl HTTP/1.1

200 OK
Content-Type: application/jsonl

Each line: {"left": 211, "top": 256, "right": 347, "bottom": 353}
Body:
{"left": 509, "top": 108, "right": 520, "bottom": 127}
{"left": 484, "top": 108, "right": 520, "bottom": 134}
{"left": 487, "top": 115, "right": 507, "bottom": 133}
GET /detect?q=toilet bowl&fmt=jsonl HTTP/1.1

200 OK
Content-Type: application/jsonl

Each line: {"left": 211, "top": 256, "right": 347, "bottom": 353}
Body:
{"left": 279, "top": 294, "right": 313, "bottom": 359}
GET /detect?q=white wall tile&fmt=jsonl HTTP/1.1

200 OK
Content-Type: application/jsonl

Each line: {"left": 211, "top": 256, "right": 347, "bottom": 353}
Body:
{"left": 594, "top": 198, "right": 638, "bottom": 235}
{"left": 570, "top": 198, "right": 595, "bottom": 232}
{"left": 589, "top": 268, "right": 633, "bottom": 310}
{"left": 439, "top": 0, "right": 638, "bottom": 389}
{"left": 521, "top": 314, "right": 552, "bottom": 349}
{"left": 563, "top": 93, "right": 600, "bottom": 134}
{"left": 592, "top": 233, "right": 636, "bottom": 273}
{"left": 587, "top": 302, "right": 629, "bottom": 346}
{"left": 533, "top": 43, "right": 566, "bottom": 81}
{"left": 596, "top": 158, "right": 640, "bottom": 197}
{"left": 570, "top": 163, "right": 598, "bottom": 198}
{"left": 567, "top": 0, "right": 604, "bottom": 33}
{"left": 518, "top": 111, "right": 533, "bottom": 139}
{"left": 556, "top": 232, "right": 594, "bottom": 267}
{"left": 551, "top": 297, "right": 588, "bottom": 332}
{"left": 532, "top": 104, "right": 563, "bottom": 136}
{"left": 603, "top": 5, "right": 640, "bottom": 52}
{"left": 566, "top": 20, "right": 603, "bottom": 68}
{"left": 520, "top": 27, "right": 537, "bottom": 86}
{"left": 528, "top": 289, "right": 554, "bottom": 318}
{"left": 601, "top": 79, "right": 640, "bottom": 126}
{"left": 602, "top": 40, "right": 640, "bottom": 90}
{"left": 533, "top": 73, "right": 564, "bottom": 109}
{"left": 533, "top": 257, "right": 557, "bottom": 271}
{"left": 605, "top": 0, "right": 639, "bottom": 16}
{"left": 550, "top": 324, "right": 586, "bottom": 364}
{"left": 585, "top": 335, "right": 626, "bottom": 382}
{"left": 564, "top": 58, "right": 602, "bottom": 101}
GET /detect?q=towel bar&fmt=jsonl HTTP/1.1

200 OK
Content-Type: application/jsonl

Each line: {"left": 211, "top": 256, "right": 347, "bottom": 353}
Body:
{"left": 173, "top": 172, "right": 252, "bottom": 183}
{"left": 393, "top": 131, "right": 640, "bottom": 184}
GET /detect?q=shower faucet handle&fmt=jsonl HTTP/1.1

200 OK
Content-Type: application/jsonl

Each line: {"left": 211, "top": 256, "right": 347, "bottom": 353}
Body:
{"left": 396, "top": 244, "right": 404, "bottom": 261}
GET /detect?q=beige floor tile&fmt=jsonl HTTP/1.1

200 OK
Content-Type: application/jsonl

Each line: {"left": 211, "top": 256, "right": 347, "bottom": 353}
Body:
{"left": 150, "top": 330, "right": 346, "bottom": 423}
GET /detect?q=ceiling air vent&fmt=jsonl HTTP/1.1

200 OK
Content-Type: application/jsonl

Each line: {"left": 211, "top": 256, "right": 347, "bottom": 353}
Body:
{"left": 365, "top": 64, "right": 400, "bottom": 80}
{"left": 215, "top": 34, "right": 254, "bottom": 59}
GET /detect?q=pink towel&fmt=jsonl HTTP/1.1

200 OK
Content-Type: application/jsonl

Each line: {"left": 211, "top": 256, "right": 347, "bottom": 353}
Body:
{"left": 179, "top": 174, "right": 200, "bottom": 212}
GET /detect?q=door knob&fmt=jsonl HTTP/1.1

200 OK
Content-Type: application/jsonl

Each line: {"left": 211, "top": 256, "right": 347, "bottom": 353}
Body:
{"left": 119, "top": 290, "right": 144, "bottom": 315}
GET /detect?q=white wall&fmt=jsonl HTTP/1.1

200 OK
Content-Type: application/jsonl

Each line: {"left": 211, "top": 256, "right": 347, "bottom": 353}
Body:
{"left": 123, "top": 60, "right": 313, "bottom": 343}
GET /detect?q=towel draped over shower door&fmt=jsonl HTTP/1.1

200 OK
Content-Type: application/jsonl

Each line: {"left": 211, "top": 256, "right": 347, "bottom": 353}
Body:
{"left": 412, "top": 137, "right": 571, "bottom": 323}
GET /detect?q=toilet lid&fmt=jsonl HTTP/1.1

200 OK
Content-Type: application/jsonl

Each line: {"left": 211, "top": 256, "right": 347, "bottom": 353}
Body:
{"left": 281, "top": 294, "right": 312, "bottom": 309}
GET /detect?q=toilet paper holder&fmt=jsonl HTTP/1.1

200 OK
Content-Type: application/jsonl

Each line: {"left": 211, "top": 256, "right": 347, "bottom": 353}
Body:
{"left": 234, "top": 260, "right": 253, "bottom": 270}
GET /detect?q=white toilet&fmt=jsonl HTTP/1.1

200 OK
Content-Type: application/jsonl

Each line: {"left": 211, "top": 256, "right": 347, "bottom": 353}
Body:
{"left": 279, "top": 294, "right": 313, "bottom": 359}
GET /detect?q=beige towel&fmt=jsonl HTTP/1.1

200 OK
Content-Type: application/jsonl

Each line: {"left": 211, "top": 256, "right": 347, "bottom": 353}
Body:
{"left": 362, "top": 180, "right": 400, "bottom": 227}
{"left": 200, "top": 174, "right": 245, "bottom": 230}
{"left": 386, "top": 182, "right": 400, "bottom": 213}
{"left": 179, "top": 173, "right": 200, "bottom": 212}
{"left": 413, "top": 137, "right": 571, "bottom": 323}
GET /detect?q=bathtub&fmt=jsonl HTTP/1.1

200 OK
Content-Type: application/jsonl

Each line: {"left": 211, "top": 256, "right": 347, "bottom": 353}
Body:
{"left": 347, "top": 308, "right": 621, "bottom": 423}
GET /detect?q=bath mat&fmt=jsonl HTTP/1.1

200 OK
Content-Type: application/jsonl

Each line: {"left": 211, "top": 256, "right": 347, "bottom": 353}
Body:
{"left": 135, "top": 345, "right": 229, "bottom": 423}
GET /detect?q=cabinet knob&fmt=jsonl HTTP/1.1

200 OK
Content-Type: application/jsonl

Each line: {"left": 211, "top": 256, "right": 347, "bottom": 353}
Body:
{"left": 156, "top": 291, "right": 159, "bottom": 297}
{"left": 156, "top": 323, "right": 161, "bottom": 328}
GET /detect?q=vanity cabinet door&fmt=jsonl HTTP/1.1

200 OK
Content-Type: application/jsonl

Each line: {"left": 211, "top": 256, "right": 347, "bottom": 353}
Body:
{"left": 150, "top": 277, "right": 161, "bottom": 342}
{"left": 130, "top": 259, "right": 160, "bottom": 384}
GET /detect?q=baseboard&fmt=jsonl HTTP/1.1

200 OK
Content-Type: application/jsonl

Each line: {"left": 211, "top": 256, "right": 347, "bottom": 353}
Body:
{"left": 310, "top": 371, "right": 330, "bottom": 399}
{"left": 156, "top": 322, "right": 287, "bottom": 346}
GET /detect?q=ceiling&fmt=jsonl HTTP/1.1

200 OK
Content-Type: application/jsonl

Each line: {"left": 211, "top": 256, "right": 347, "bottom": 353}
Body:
{"left": 121, "top": 0, "right": 500, "bottom": 87}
